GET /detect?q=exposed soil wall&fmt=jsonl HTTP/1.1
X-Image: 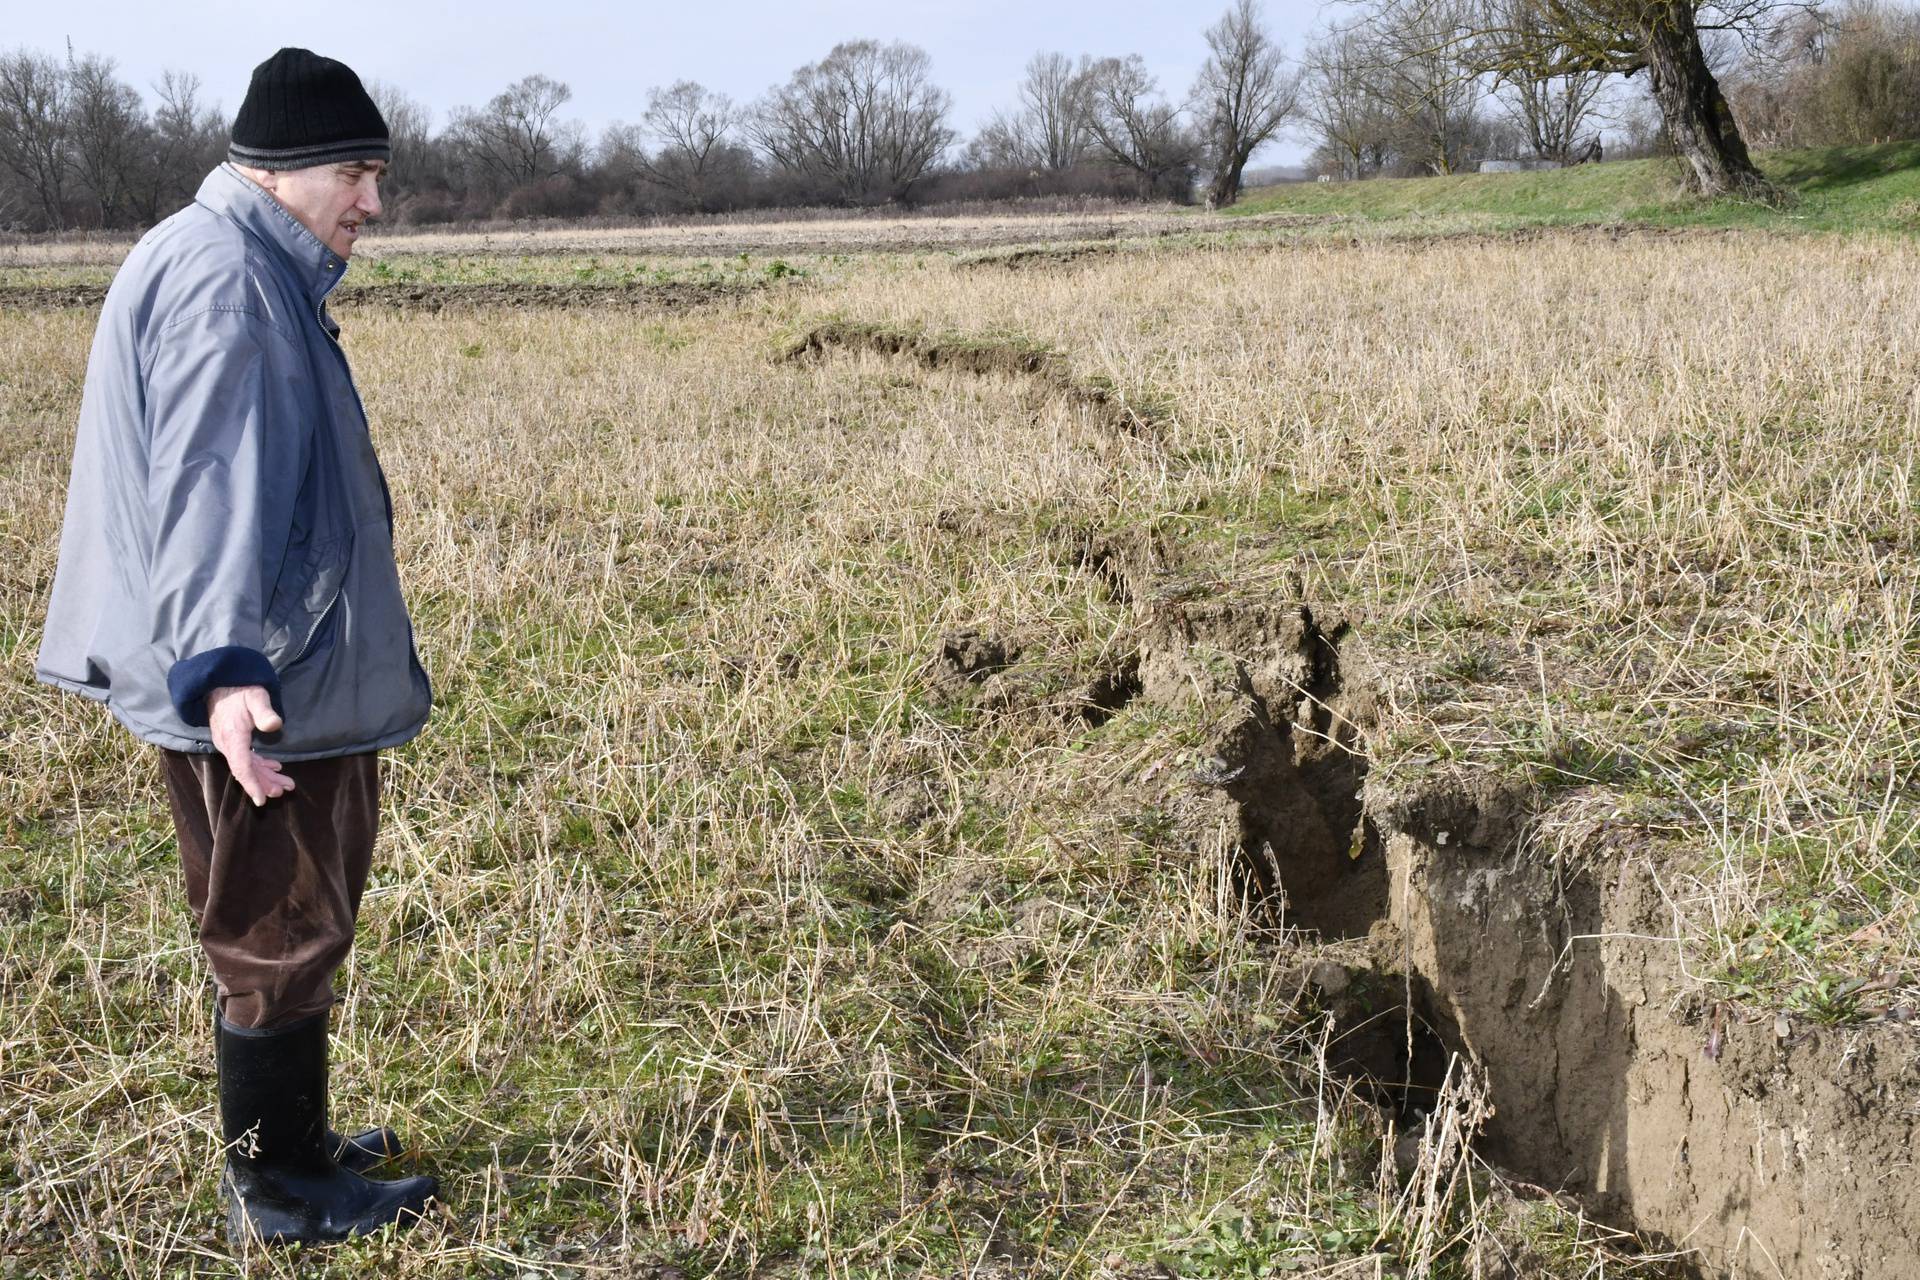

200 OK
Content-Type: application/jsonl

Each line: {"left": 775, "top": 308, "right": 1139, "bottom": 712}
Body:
{"left": 1369, "top": 778, "right": 1920, "bottom": 1279}
{"left": 1132, "top": 583, "right": 1920, "bottom": 1279}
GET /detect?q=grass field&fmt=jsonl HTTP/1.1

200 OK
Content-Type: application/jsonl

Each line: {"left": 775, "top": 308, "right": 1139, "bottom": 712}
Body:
{"left": 2, "top": 169, "right": 1917, "bottom": 1277}
{"left": 1233, "top": 140, "right": 1920, "bottom": 234}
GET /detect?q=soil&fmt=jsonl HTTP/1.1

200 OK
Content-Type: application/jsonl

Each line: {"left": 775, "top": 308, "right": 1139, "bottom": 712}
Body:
{"left": 927, "top": 628, "right": 1019, "bottom": 690}
{"left": 0, "top": 284, "right": 108, "bottom": 309}
{"left": 0, "top": 279, "right": 751, "bottom": 312}
{"left": 1369, "top": 776, "right": 1920, "bottom": 1278}
{"left": 335, "top": 280, "right": 751, "bottom": 311}
{"left": 957, "top": 242, "right": 1125, "bottom": 271}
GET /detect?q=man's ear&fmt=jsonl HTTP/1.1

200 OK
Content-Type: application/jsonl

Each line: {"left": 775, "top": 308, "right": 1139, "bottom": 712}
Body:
{"left": 235, "top": 163, "right": 280, "bottom": 194}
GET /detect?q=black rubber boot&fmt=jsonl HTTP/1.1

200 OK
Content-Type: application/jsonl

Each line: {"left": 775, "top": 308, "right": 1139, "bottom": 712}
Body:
{"left": 215, "top": 1019, "right": 403, "bottom": 1173}
{"left": 218, "top": 1012, "right": 438, "bottom": 1245}
{"left": 330, "top": 1124, "right": 403, "bottom": 1173}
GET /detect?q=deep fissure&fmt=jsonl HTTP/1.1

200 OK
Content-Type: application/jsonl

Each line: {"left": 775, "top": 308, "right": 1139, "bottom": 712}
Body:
{"left": 1186, "top": 602, "right": 1917, "bottom": 1277}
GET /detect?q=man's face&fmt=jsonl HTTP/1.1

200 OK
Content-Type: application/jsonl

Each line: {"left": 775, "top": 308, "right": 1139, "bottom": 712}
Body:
{"left": 260, "top": 160, "right": 384, "bottom": 259}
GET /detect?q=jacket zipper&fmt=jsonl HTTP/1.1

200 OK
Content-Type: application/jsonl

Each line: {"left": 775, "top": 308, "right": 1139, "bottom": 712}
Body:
{"left": 287, "top": 589, "right": 342, "bottom": 667}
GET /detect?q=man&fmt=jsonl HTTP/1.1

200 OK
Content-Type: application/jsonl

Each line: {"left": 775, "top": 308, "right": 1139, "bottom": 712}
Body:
{"left": 36, "top": 48, "right": 438, "bottom": 1245}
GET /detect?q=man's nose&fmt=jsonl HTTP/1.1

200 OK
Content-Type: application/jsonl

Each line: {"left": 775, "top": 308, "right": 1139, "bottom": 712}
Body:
{"left": 359, "top": 179, "right": 383, "bottom": 219}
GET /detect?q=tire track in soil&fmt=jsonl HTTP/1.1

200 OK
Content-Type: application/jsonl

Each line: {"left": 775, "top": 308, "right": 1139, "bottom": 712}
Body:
{"left": 0, "top": 279, "right": 759, "bottom": 312}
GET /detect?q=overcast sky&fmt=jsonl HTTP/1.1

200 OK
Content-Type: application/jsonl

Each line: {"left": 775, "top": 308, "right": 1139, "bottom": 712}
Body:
{"left": 9, "top": 0, "right": 1333, "bottom": 168}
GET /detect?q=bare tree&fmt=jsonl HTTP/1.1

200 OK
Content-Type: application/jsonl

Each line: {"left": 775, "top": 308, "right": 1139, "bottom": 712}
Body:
{"left": 64, "top": 53, "right": 143, "bottom": 226}
{"left": 130, "top": 70, "right": 226, "bottom": 223}
{"left": 595, "top": 121, "right": 648, "bottom": 181}
{"left": 749, "top": 41, "right": 954, "bottom": 204}
{"left": 1486, "top": 0, "right": 1612, "bottom": 158}
{"left": 447, "top": 74, "right": 582, "bottom": 189}
{"left": 1302, "top": 25, "right": 1399, "bottom": 177}
{"left": 1079, "top": 55, "right": 1200, "bottom": 199}
{"left": 1370, "top": 0, "right": 1488, "bottom": 174}
{"left": 1448, "top": 0, "right": 1810, "bottom": 195}
{"left": 367, "top": 80, "right": 432, "bottom": 158}
{"left": 639, "top": 80, "right": 748, "bottom": 210}
{"left": 0, "top": 48, "right": 71, "bottom": 229}
{"left": 363, "top": 80, "right": 437, "bottom": 205}
{"left": 972, "top": 52, "right": 1092, "bottom": 172}
{"left": 1730, "top": 0, "right": 1920, "bottom": 147}
{"left": 1722, "top": 5, "right": 1830, "bottom": 145}
{"left": 1193, "top": 0, "right": 1302, "bottom": 206}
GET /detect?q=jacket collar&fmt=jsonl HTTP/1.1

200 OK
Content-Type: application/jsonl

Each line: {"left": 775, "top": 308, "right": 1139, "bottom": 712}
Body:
{"left": 195, "top": 163, "right": 347, "bottom": 307}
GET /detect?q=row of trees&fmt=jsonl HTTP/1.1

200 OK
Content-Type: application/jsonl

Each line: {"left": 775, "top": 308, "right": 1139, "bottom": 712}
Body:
{"left": 0, "top": 2, "right": 1295, "bottom": 231}
{"left": 1299, "top": 2, "right": 1618, "bottom": 180}
{"left": 1298, "top": 0, "right": 1920, "bottom": 195}
{"left": 366, "top": 0, "right": 1304, "bottom": 215}
{"left": 1293, "top": 0, "right": 1783, "bottom": 195}
{"left": 967, "top": 1, "right": 1299, "bottom": 209}
{"left": 0, "top": 49, "right": 227, "bottom": 230}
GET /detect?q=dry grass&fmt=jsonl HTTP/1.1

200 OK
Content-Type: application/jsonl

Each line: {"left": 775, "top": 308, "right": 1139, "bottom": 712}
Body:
{"left": 3, "top": 214, "right": 1911, "bottom": 1276}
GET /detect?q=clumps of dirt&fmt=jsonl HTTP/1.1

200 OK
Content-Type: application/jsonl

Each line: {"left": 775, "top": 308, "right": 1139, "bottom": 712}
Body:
{"left": 1064, "top": 526, "right": 1163, "bottom": 605}
{"left": 1140, "top": 595, "right": 1382, "bottom": 938}
{"left": 0, "top": 284, "right": 108, "bottom": 309}
{"left": 927, "top": 628, "right": 1019, "bottom": 691}
{"left": 956, "top": 242, "right": 1124, "bottom": 272}
{"left": 779, "top": 320, "right": 1167, "bottom": 441}
{"left": 336, "top": 279, "right": 751, "bottom": 311}
{"left": 0, "top": 884, "right": 41, "bottom": 922}
{"left": 0, "top": 279, "right": 752, "bottom": 313}
{"left": 876, "top": 777, "right": 941, "bottom": 832}
{"left": 780, "top": 319, "right": 1057, "bottom": 376}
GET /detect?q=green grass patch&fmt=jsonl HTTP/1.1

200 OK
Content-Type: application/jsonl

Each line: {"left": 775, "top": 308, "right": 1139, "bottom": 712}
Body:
{"left": 1232, "top": 141, "right": 1920, "bottom": 234}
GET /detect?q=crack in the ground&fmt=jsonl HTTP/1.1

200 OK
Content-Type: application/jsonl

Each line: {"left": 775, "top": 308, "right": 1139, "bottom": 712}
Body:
{"left": 779, "top": 319, "right": 1169, "bottom": 443}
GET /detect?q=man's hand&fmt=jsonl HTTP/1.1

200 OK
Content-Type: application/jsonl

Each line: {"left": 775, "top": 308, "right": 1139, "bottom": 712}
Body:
{"left": 207, "top": 685, "right": 295, "bottom": 806}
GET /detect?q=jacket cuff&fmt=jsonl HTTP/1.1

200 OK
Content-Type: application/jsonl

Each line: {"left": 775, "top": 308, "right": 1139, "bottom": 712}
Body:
{"left": 166, "top": 646, "right": 283, "bottom": 727}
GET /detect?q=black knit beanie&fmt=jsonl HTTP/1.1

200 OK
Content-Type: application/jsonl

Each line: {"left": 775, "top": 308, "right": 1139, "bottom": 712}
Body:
{"left": 229, "top": 48, "right": 389, "bottom": 170}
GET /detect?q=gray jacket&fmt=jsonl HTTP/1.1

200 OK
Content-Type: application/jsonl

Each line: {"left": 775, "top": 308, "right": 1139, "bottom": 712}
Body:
{"left": 36, "top": 164, "right": 431, "bottom": 760}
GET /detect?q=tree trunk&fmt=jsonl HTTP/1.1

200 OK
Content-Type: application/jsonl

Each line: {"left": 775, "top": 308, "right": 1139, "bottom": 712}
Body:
{"left": 1208, "top": 153, "right": 1247, "bottom": 208}
{"left": 1637, "top": 1, "right": 1770, "bottom": 198}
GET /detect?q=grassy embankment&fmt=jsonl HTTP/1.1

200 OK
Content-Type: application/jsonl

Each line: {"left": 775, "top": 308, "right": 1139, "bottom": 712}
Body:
{"left": 1232, "top": 140, "right": 1920, "bottom": 234}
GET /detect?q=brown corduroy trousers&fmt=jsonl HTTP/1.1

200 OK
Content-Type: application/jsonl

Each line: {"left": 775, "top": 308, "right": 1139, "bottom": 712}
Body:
{"left": 160, "top": 749, "right": 380, "bottom": 1030}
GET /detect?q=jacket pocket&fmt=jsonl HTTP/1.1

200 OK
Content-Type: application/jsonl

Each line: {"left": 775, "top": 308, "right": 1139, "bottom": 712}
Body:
{"left": 263, "top": 528, "right": 354, "bottom": 669}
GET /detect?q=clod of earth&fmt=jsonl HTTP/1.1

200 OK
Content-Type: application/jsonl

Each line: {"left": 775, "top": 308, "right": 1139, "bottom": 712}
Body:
{"left": 1076, "top": 657, "right": 1142, "bottom": 727}
{"left": 928, "top": 628, "right": 1018, "bottom": 689}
